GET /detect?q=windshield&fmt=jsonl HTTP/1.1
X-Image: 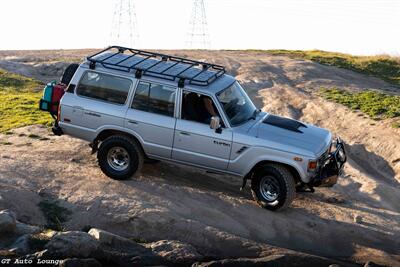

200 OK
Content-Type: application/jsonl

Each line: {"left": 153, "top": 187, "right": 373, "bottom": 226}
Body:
{"left": 217, "top": 82, "right": 257, "bottom": 126}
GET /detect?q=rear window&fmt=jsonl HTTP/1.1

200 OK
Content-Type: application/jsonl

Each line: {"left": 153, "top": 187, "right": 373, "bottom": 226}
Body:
{"left": 131, "top": 81, "right": 176, "bottom": 117}
{"left": 76, "top": 71, "right": 132, "bottom": 104}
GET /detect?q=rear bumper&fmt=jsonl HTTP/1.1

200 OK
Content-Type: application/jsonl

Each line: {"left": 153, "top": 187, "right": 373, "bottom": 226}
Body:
{"left": 312, "top": 138, "right": 347, "bottom": 187}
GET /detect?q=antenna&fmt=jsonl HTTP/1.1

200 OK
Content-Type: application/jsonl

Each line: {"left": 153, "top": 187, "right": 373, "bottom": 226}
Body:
{"left": 109, "top": 0, "right": 140, "bottom": 47}
{"left": 187, "top": 0, "right": 211, "bottom": 49}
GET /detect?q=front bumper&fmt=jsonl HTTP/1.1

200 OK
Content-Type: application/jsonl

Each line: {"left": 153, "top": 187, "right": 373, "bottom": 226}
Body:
{"left": 312, "top": 138, "right": 347, "bottom": 187}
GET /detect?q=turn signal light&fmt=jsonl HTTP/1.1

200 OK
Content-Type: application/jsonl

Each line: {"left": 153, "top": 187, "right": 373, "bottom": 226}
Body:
{"left": 308, "top": 160, "right": 318, "bottom": 171}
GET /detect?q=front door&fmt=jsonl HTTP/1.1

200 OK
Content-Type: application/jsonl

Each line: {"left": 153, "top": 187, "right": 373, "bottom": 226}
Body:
{"left": 172, "top": 90, "right": 232, "bottom": 170}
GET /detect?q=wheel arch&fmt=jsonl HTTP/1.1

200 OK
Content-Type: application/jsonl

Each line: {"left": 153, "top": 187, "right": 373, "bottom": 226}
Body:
{"left": 246, "top": 160, "right": 302, "bottom": 184}
{"left": 94, "top": 128, "right": 146, "bottom": 156}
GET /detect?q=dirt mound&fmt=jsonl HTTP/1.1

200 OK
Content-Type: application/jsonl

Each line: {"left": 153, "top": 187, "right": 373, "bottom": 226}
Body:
{"left": 0, "top": 50, "right": 400, "bottom": 266}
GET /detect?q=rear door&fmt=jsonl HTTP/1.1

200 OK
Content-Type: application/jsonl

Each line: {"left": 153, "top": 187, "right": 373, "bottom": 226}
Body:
{"left": 125, "top": 81, "right": 177, "bottom": 158}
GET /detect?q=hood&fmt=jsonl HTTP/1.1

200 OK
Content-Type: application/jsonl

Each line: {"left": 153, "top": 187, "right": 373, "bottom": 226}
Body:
{"left": 256, "top": 114, "right": 331, "bottom": 157}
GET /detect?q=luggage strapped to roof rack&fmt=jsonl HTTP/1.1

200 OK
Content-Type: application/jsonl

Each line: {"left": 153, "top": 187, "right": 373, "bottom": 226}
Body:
{"left": 86, "top": 46, "right": 226, "bottom": 87}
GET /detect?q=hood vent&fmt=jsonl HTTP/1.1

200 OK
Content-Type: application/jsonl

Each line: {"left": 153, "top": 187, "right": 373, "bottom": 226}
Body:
{"left": 263, "top": 115, "right": 307, "bottom": 133}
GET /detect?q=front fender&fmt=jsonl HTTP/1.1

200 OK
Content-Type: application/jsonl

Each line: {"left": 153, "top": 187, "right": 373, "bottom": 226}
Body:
{"left": 228, "top": 146, "right": 310, "bottom": 182}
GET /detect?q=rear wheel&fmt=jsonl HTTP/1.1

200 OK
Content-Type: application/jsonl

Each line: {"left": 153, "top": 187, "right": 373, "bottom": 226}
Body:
{"left": 251, "top": 163, "right": 296, "bottom": 211}
{"left": 61, "top": 63, "right": 79, "bottom": 85}
{"left": 97, "top": 135, "right": 144, "bottom": 180}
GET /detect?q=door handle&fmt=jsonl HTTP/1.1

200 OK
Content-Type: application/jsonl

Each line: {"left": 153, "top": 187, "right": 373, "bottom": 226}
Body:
{"left": 180, "top": 131, "right": 190, "bottom": 136}
{"left": 84, "top": 112, "right": 101, "bottom": 117}
{"left": 73, "top": 106, "right": 83, "bottom": 110}
{"left": 128, "top": 120, "right": 138, "bottom": 124}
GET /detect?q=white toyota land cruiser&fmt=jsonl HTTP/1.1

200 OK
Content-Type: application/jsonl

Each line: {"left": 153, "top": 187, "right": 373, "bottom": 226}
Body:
{"left": 42, "top": 46, "right": 346, "bottom": 211}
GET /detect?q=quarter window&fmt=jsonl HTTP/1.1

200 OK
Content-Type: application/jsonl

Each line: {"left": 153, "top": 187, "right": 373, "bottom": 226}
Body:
{"left": 132, "top": 81, "right": 176, "bottom": 117}
{"left": 76, "top": 71, "right": 132, "bottom": 104}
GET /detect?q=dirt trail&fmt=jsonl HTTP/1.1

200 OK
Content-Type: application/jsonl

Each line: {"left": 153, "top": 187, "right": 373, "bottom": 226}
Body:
{"left": 0, "top": 50, "right": 399, "bottom": 266}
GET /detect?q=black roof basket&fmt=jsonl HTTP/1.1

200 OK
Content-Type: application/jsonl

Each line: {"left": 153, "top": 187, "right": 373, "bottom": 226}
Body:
{"left": 86, "top": 46, "right": 226, "bottom": 87}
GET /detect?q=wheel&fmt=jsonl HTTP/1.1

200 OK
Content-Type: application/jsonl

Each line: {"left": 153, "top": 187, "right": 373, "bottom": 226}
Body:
{"left": 97, "top": 135, "right": 144, "bottom": 180}
{"left": 61, "top": 63, "right": 79, "bottom": 85}
{"left": 251, "top": 163, "right": 296, "bottom": 211}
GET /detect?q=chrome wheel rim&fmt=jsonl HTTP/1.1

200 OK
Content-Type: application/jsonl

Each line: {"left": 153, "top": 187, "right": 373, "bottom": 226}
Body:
{"left": 260, "top": 176, "right": 280, "bottom": 202}
{"left": 107, "top": 147, "right": 130, "bottom": 171}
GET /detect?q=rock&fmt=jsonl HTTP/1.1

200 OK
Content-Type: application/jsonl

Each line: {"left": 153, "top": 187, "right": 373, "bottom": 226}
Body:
{"left": 192, "top": 254, "right": 345, "bottom": 267}
{"left": 60, "top": 258, "right": 101, "bottom": 267}
{"left": 0, "top": 210, "right": 17, "bottom": 234}
{"left": 326, "top": 197, "right": 345, "bottom": 204}
{"left": 15, "top": 221, "right": 41, "bottom": 236}
{"left": 306, "top": 221, "right": 317, "bottom": 228}
{"left": 148, "top": 240, "right": 203, "bottom": 263}
{"left": 44, "top": 231, "right": 99, "bottom": 258}
{"left": 88, "top": 228, "right": 152, "bottom": 254}
{"left": 88, "top": 228, "right": 137, "bottom": 249}
{"left": 364, "top": 261, "right": 387, "bottom": 267}
{"left": 9, "top": 234, "right": 30, "bottom": 255}
{"left": 88, "top": 228, "right": 165, "bottom": 266}
{"left": 354, "top": 214, "right": 362, "bottom": 224}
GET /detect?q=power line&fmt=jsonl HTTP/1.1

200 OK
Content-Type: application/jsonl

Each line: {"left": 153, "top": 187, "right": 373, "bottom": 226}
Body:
{"left": 187, "top": 0, "right": 211, "bottom": 49}
{"left": 110, "top": 0, "right": 140, "bottom": 47}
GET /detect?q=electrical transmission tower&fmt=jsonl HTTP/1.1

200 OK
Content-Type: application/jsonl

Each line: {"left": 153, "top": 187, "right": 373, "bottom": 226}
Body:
{"left": 187, "top": 0, "right": 211, "bottom": 49}
{"left": 110, "top": 0, "right": 140, "bottom": 48}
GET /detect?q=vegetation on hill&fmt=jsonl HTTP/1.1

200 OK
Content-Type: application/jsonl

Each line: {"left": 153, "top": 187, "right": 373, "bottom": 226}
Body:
{"left": 0, "top": 69, "right": 52, "bottom": 132}
{"left": 258, "top": 50, "right": 400, "bottom": 87}
{"left": 320, "top": 88, "right": 400, "bottom": 127}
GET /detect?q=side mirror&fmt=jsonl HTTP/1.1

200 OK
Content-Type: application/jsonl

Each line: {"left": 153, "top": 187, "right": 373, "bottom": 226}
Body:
{"left": 210, "top": 116, "right": 222, "bottom": 133}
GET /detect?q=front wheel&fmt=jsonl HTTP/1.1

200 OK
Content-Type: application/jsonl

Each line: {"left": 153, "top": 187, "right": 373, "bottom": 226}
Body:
{"left": 97, "top": 135, "right": 144, "bottom": 180}
{"left": 251, "top": 164, "right": 296, "bottom": 211}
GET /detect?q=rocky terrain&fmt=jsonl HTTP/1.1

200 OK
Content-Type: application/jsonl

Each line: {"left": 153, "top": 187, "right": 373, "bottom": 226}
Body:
{"left": 0, "top": 50, "right": 399, "bottom": 266}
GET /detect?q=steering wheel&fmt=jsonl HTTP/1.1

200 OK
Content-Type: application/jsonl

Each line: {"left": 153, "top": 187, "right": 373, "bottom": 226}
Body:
{"left": 224, "top": 98, "right": 239, "bottom": 117}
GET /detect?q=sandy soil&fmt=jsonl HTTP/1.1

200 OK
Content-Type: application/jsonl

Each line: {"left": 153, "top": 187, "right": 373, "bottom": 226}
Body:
{"left": 0, "top": 50, "right": 399, "bottom": 266}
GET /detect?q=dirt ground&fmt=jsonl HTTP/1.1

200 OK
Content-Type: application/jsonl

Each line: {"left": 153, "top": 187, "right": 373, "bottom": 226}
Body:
{"left": 0, "top": 50, "right": 399, "bottom": 266}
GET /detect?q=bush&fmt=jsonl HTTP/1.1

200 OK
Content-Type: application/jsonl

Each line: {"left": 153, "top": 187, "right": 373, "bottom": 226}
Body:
{"left": 0, "top": 69, "right": 52, "bottom": 132}
{"left": 320, "top": 88, "right": 400, "bottom": 120}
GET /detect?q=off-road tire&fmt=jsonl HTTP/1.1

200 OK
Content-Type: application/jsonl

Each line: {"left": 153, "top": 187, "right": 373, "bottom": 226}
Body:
{"left": 61, "top": 63, "right": 79, "bottom": 85}
{"left": 251, "top": 163, "right": 296, "bottom": 211}
{"left": 97, "top": 135, "right": 144, "bottom": 180}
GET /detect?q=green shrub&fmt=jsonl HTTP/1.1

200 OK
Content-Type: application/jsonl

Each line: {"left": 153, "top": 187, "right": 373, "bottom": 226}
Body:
{"left": 320, "top": 88, "right": 400, "bottom": 121}
{"left": 0, "top": 69, "right": 52, "bottom": 132}
{"left": 38, "top": 199, "right": 72, "bottom": 231}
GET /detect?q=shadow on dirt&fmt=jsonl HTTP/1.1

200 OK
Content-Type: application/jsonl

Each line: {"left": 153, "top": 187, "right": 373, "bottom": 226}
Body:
{"left": 345, "top": 143, "right": 397, "bottom": 186}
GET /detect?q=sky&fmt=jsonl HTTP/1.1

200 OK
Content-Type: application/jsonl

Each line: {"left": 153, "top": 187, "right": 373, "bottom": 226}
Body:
{"left": 0, "top": 0, "right": 399, "bottom": 55}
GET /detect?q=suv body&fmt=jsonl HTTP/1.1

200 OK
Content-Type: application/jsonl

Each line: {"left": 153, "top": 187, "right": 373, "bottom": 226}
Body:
{"left": 52, "top": 46, "right": 346, "bottom": 210}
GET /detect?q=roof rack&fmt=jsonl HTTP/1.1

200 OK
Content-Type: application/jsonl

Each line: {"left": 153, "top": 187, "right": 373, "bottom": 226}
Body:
{"left": 86, "top": 46, "right": 226, "bottom": 87}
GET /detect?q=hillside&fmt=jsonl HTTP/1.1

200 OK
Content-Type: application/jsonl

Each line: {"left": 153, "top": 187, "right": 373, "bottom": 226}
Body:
{"left": 0, "top": 50, "right": 399, "bottom": 266}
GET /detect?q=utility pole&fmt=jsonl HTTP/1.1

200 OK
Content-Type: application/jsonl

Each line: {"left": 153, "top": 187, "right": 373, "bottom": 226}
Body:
{"left": 187, "top": 0, "right": 211, "bottom": 49}
{"left": 110, "top": 0, "right": 140, "bottom": 47}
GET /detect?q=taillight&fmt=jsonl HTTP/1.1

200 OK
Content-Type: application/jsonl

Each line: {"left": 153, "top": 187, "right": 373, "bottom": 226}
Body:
{"left": 57, "top": 105, "right": 61, "bottom": 122}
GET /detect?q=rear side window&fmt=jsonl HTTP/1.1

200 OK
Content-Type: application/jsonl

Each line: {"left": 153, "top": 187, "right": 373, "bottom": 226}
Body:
{"left": 76, "top": 71, "right": 132, "bottom": 104}
{"left": 132, "top": 81, "right": 176, "bottom": 117}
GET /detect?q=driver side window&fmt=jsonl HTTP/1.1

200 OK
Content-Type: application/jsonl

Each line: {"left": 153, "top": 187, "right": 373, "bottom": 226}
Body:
{"left": 181, "top": 91, "right": 223, "bottom": 126}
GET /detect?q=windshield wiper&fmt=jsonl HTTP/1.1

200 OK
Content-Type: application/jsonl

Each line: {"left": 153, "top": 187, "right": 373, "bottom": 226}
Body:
{"left": 249, "top": 109, "right": 261, "bottom": 121}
